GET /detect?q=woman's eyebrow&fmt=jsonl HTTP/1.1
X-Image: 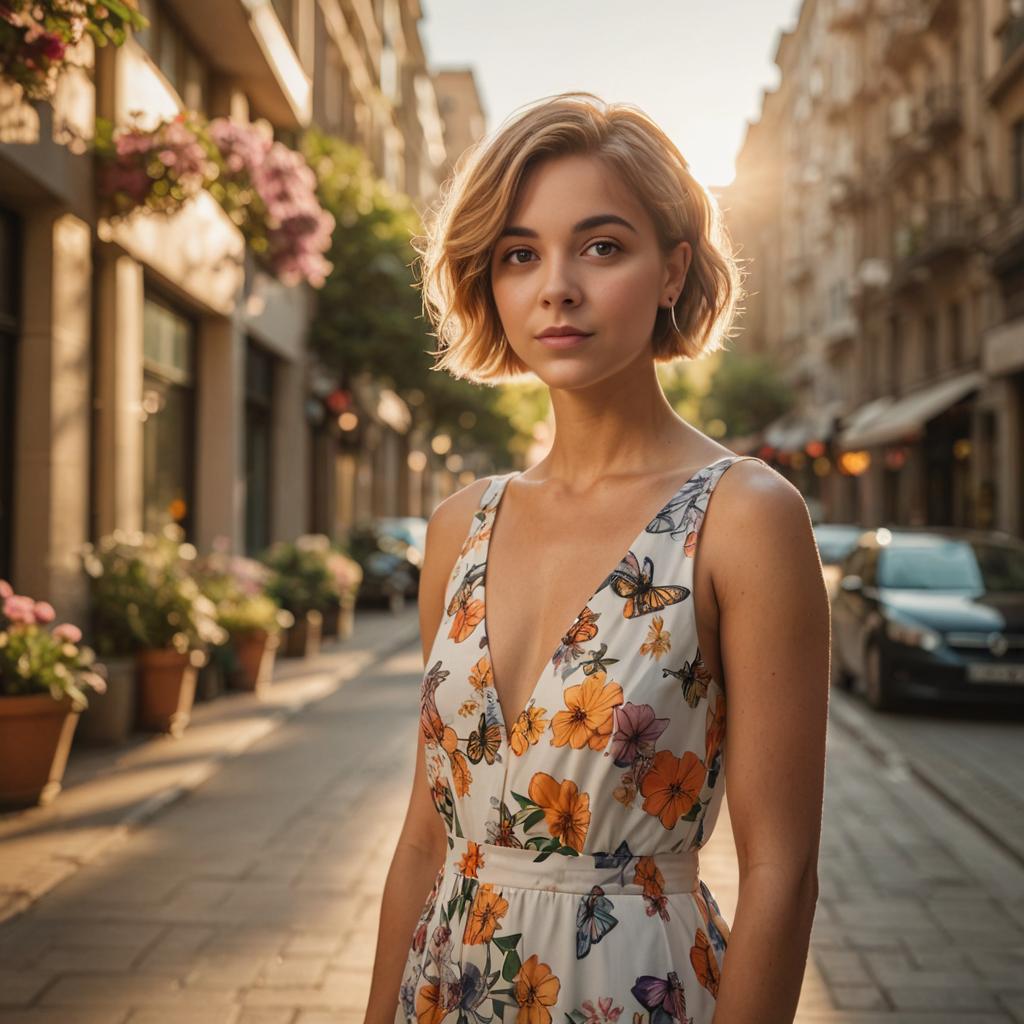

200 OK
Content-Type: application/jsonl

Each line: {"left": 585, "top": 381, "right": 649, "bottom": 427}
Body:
{"left": 498, "top": 214, "right": 638, "bottom": 240}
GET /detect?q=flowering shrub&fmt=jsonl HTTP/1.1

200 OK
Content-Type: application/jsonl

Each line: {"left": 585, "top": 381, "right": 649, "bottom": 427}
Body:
{"left": 95, "top": 112, "right": 335, "bottom": 288}
{"left": 326, "top": 549, "right": 363, "bottom": 600}
{"left": 79, "top": 524, "right": 228, "bottom": 657}
{"left": 0, "top": 0, "right": 146, "bottom": 100}
{"left": 261, "top": 534, "right": 342, "bottom": 618}
{"left": 0, "top": 579, "right": 107, "bottom": 708}
{"left": 193, "top": 540, "right": 294, "bottom": 636}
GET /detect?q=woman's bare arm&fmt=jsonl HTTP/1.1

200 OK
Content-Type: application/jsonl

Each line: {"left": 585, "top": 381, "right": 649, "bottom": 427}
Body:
{"left": 704, "top": 463, "right": 830, "bottom": 1024}
{"left": 363, "top": 479, "right": 490, "bottom": 1024}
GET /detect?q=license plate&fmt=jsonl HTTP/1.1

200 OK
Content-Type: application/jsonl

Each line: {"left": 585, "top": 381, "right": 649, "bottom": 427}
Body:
{"left": 966, "top": 662, "right": 1024, "bottom": 684}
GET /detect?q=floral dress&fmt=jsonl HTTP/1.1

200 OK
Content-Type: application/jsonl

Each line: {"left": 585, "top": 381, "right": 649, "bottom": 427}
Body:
{"left": 396, "top": 455, "right": 762, "bottom": 1024}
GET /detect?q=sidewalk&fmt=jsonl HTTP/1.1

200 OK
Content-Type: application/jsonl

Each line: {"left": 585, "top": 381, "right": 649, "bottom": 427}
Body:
{"left": 0, "top": 606, "right": 422, "bottom": 928}
{"left": 0, "top": 634, "right": 1022, "bottom": 1023}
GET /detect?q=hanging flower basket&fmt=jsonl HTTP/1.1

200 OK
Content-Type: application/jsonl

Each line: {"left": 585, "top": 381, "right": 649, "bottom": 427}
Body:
{"left": 0, "top": 0, "right": 147, "bottom": 101}
{"left": 94, "top": 112, "right": 335, "bottom": 289}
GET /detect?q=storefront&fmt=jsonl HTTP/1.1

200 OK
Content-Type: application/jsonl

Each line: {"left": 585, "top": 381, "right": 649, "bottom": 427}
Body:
{"left": 244, "top": 340, "right": 274, "bottom": 556}
{"left": 141, "top": 294, "right": 197, "bottom": 537}
{"left": 0, "top": 209, "right": 17, "bottom": 582}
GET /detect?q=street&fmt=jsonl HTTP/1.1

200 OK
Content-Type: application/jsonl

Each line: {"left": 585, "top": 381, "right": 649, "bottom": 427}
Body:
{"left": 0, "top": 617, "right": 1022, "bottom": 1023}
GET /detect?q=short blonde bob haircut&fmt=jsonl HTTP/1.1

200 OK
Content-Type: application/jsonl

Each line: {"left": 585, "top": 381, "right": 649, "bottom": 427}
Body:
{"left": 414, "top": 91, "right": 745, "bottom": 385}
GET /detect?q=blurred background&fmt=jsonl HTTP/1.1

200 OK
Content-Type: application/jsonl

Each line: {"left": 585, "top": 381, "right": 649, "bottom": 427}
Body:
{"left": 2, "top": 1, "right": 1024, "bottom": 1022}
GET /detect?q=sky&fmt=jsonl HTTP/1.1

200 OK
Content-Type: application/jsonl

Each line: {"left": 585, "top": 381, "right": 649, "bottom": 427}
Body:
{"left": 419, "top": 0, "right": 804, "bottom": 190}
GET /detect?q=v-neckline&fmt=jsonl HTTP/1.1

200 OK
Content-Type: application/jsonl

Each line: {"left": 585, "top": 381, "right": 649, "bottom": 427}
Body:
{"left": 479, "top": 455, "right": 736, "bottom": 745}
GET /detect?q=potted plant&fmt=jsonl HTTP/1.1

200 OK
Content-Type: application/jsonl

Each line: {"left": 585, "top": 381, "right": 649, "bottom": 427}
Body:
{"left": 324, "top": 548, "right": 362, "bottom": 642}
{"left": 81, "top": 525, "right": 226, "bottom": 737}
{"left": 261, "top": 534, "right": 340, "bottom": 659}
{"left": 0, "top": 580, "right": 107, "bottom": 807}
{"left": 220, "top": 595, "right": 293, "bottom": 694}
{"left": 194, "top": 542, "right": 293, "bottom": 695}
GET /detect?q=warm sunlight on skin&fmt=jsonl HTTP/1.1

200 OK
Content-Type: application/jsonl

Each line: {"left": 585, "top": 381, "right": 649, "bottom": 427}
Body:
{"left": 488, "top": 154, "right": 692, "bottom": 393}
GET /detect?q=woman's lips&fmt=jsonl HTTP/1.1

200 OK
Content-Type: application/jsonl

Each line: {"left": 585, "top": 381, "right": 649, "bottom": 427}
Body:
{"left": 536, "top": 333, "right": 593, "bottom": 349}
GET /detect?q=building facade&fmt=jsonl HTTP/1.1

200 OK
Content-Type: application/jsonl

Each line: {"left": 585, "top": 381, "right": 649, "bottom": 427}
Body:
{"left": 725, "top": 0, "right": 1024, "bottom": 539}
{"left": 0, "top": 0, "right": 484, "bottom": 620}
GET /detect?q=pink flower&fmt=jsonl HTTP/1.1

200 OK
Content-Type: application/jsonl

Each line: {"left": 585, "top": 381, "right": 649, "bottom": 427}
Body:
{"left": 0, "top": 579, "right": 12, "bottom": 599}
{"left": 3, "top": 594, "right": 36, "bottom": 624}
{"left": 33, "top": 601, "right": 56, "bottom": 624}
{"left": 52, "top": 623, "right": 82, "bottom": 644}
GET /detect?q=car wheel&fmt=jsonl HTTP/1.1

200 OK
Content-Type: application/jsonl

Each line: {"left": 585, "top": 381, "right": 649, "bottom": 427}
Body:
{"left": 863, "top": 639, "right": 900, "bottom": 712}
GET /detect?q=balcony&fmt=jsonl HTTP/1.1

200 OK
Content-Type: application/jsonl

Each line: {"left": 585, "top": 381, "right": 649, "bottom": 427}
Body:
{"left": 828, "top": 0, "right": 871, "bottom": 32}
{"left": 883, "top": 1, "right": 929, "bottom": 70}
{"left": 980, "top": 200, "right": 1024, "bottom": 279}
{"left": 987, "top": 16, "right": 1024, "bottom": 106}
{"left": 926, "top": 0, "right": 958, "bottom": 32}
{"left": 785, "top": 252, "right": 813, "bottom": 287}
{"left": 163, "top": 0, "right": 311, "bottom": 128}
{"left": 921, "top": 83, "right": 963, "bottom": 142}
{"left": 890, "top": 201, "right": 975, "bottom": 288}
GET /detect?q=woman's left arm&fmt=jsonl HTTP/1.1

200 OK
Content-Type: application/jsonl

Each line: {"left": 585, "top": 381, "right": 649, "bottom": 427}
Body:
{"left": 704, "top": 463, "right": 830, "bottom": 1024}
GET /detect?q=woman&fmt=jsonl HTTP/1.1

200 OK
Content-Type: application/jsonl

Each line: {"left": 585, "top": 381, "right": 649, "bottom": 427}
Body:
{"left": 364, "top": 92, "right": 829, "bottom": 1024}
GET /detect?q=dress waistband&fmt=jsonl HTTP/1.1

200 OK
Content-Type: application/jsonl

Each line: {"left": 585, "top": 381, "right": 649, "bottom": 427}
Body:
{"left": 444, "top": 835, "right": 700, "bottom": 896}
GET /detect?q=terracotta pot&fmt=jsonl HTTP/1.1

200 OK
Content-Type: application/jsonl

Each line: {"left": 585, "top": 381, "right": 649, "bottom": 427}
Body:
{"left": 0, "top": 692, "right": 81, "bottom": 808}
{"left": 320, "top": 602, "right": 340, "bottom": 639}
{"left": 230, "top": 629, "right": 280, "bottom": 694}
{"left": 76, "top": 655, "right": 136, "bottom": 745}
{"left": 135, "top": 648, "right": 202, "bottom": 737}
{"left": 283, "top": 609, "right": 322, "bottom": 659}
{"left": 337, "top": 599, "right": 355, "bottom": 641}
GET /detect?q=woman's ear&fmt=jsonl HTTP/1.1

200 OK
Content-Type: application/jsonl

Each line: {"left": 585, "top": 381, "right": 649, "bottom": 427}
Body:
{"left": 664, "top": 239, "right": 692, "bottom": 301}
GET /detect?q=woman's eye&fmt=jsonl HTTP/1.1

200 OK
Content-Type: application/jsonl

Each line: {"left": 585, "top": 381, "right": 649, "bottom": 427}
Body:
{"left": 587, "top": 240, "right": 620, "bottom": 257}
{"left": 504, "top": 248, "right": 534, "bottom": 265}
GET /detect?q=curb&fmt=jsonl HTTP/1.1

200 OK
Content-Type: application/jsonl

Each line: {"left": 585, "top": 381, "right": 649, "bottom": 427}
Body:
{"left": 0, "top": 613, "right": 422, "bottom": 926}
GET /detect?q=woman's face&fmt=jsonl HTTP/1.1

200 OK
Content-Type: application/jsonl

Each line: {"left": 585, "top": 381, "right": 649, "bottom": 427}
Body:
{"left": 489, "top": 153, "right": 691, "bottom": 389}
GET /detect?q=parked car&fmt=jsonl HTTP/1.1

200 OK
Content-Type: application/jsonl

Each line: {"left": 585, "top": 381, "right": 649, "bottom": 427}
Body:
{"left": 830, "top": 526, "right": 1024, "bottom": 711}
{"left": 813, "top": 523, "right": 865, "bottom": 600}
{"left": 347, "top": 521, "right": 422, "bottom": 611}
{"left": 376, "top": 516, "right": 427, "bottom": 567}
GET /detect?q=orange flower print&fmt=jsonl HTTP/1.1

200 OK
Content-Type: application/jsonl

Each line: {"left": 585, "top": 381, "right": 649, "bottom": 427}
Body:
{"left": 415, "top": 982, "right": 446, "bottom": 1024}
{"left": 632, "top": 856, "right": 665, "bottom": 900}
{"left": 510, "top": 703, "right": 549, "bottom": 756}
{"left": 449, "top": 749, "right": 472, "bottom": 798}
{"left": 463, "top": 882, "right": 509, "bottom": 945}
{"left": 458, "top": 698, "right": 481, "bottom": 717}
{"left": 447, "top": 592, "right": 484, "bottom": 642}
{"left": 638, "top": 614, "right": 671, "bottom": 659}
{"left": 527, "top": 771, "right": 591, "bottom": 852}
{"left": 690, "top": 929, "right": 721, "bottom": 998}
{"left": 550, "top": 673, "right": 623, "bottom": 751}
{"left": 640, "top": 749, "right": 706, "bottom": 829}
{"left": 684, "top": 530, "right": 698, "bottom": 558}
{"left": 468, "top": 656, "right": 492, "bottom": 694}
{"left": 457, "top": 840, "right": 485, "bottom": 878}
{"left": 706, "top": 693, "right": 726, "bottom": 765}
{"left": 514, "top": 953, "right": 561, "bottom": 1024}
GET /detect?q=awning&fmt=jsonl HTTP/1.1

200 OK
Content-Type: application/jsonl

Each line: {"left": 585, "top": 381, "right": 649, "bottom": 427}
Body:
{"left": 837, "top": 371, "right": 985, "bottom": 449}
{"left": 763, "top": 399, "right": 846, "bottom": 453}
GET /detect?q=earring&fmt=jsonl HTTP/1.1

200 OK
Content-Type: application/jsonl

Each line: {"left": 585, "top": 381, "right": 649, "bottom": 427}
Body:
{"left": 665, "top": 296, "right": 681, "bottom": 334}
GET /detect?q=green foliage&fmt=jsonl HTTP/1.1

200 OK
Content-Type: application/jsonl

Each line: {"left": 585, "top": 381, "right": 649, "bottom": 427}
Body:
{"left": 260, "top": 534, "right": 342, "bottom": 617}
{"left": 302, "top": 127, "right": 522, "bottom": 460}
{"left": 79, "top": 525, "right": 228, "bottom": 656}
{"left": 698, "top": 350, "right": 793, "bottom": 439}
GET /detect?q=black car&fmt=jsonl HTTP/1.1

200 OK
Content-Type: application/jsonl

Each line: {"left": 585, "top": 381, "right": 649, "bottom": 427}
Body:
{"left": 830, "top": 526, "right": 1024, "bottom": 711}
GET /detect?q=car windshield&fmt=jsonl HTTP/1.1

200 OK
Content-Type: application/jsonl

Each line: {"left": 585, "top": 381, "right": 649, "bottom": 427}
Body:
{"left": 814, "top": 525, "right": 863, "bottom": 564}
{"left": 877, "top": 539, "right": 1024, "bottom": 592}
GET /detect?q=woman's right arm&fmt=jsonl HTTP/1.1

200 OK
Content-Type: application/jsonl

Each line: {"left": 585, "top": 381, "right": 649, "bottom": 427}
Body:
{"left": 362, "top": 478, "right": 490, "bottom": 1024}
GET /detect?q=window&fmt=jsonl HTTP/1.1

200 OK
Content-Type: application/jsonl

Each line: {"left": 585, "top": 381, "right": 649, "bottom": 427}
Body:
{"left": 244, "top": 341, "right": 274, "bottom": 557}
{"left": 134, "top": 0, "right": 207, "bottom": 113}
{"left": 0, "top": 210, "right": 17, "bottom": 584}
{"left": 1013, "top": 118, "right": 1024, "bottom": 203}
{"left": 948, "top": 301, "right": 963, "bottom": 365}
{"left": 142, "top": 296, "right": 196, "bottom": 537}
